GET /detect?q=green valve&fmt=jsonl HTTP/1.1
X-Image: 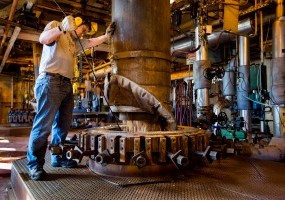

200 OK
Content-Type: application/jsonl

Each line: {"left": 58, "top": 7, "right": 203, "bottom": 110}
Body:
{"left": 220, "top": 129, "right": 247, "bottom": 140}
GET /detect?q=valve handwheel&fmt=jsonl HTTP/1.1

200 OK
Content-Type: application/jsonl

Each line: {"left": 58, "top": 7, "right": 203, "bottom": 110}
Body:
{"left": 217, "top": 112, "right": 228, "bottom": 126}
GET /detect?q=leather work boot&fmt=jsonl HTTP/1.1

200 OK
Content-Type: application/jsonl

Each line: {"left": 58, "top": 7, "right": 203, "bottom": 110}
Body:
{"left": 51, "top": 159, "right": 78, "bottom": 168}
{"left": 29, "top": 168, "right": 47, "bottom": 181}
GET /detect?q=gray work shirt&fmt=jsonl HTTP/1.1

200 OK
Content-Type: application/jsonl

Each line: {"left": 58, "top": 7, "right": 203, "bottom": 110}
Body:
{"left": 39, "top": 20, "right": 88, "bottom": 79}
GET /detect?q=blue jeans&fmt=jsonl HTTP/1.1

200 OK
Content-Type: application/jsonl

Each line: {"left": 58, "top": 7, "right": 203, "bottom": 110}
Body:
{"left": 26, "top": 73, "right": 74, "bottom": 171}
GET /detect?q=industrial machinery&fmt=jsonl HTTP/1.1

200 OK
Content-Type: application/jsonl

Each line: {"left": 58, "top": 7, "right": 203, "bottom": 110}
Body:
{"left": 73, "top": 91, "right": 100, "bottom": 114}
{"left": 49, "top": 0, "right": 216, "bottom": 177}
{"left": 6, "top": 0, "right": 285, "bottom": 199}
{"left": 219, "top": 116, "right": 247, "bottom": 141}
{"left": 49, "top": 0, "right": 285, "bottom": 176}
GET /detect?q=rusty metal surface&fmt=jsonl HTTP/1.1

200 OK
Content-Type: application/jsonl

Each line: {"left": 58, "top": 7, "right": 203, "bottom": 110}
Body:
{"left": 109, "top": 0, "right": 172, "bottom": 113}
{"left": 10, "top": 156, "right": 285, "bottom": 200}
{"left": 79, "top": 127, "right": 210, "bottom": 177}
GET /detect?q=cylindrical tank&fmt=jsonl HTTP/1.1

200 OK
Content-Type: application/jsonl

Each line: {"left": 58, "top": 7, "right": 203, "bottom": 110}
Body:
{"left": 110, "top": 0, "right": 171, "bottom": 109}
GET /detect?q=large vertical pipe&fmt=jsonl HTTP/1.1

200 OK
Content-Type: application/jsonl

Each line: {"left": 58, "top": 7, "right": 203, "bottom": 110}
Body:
{"left": 275, "top": 0, "right": 285, "bottom": 18}
{"left": 194, "top": 25, "right": 211, "bottom": 119}
{"left": 238, "top": 36, "right": 251, "bottom": 132}
{"left": 110, "top": 0, "right": 172, "bottom": 129}
{"left": 271, "top": 0, "right": 285, "bottom": 137}
{"left": 111, "top": 0, "right": 171, "bottom": 102}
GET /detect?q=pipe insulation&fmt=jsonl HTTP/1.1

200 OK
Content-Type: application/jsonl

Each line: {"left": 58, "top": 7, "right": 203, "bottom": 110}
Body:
{"left": 171, "top": 14, "right": 277, "bottom": 55}
{"left": 223, "top": 58, "right": 236, "bottom": 96}
{"left": 271, "top": 19, "right": 285, "bottom": 105}
{"left": 193, "top": 60, "right": 211, "bottom": 90}
{"left": 237, "top": 36, "right": 251, "bottom": 132}
{"left": 237, "top": 36, "right": 251, "bottom": 110}
{"left": 194, "top": 23, "right": 211, "bottom": 118}
{"left": 271, "top": 3, "right": 285, "bottom": 137}
{"left": 171, "top": 18, "right": 254, "bottom": 55}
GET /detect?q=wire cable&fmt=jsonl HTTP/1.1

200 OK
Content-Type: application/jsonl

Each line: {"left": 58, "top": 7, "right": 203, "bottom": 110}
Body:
{"left": 242, "top": 94, "right": 276, "bottom": 107}
{"left": 52, "top": 0, "right": 67, "bottom": 17}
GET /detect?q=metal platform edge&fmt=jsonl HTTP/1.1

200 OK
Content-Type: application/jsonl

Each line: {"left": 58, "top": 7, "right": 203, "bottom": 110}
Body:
{"left": 10, "top": 162, "right": 34, "bottom": 200}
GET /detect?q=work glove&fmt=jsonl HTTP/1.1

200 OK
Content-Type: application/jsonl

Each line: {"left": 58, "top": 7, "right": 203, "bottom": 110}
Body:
{"left": 105, "top": 22, "right": 116, "bottom": 39}
{"left": 59, "top": 15, "right": 76, "bottom": 32}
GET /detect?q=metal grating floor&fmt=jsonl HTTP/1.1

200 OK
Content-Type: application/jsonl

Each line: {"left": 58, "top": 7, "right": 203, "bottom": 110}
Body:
{"left": 10, "top": 155, "right": 285, "bottom": 200}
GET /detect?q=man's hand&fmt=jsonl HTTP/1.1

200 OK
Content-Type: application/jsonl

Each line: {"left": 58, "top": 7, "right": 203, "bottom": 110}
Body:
{"left": 105, "top": 22, "right": 116, "bottom": 39}
{"left": 60, "top": 15, "right": 76, "bottom": 32}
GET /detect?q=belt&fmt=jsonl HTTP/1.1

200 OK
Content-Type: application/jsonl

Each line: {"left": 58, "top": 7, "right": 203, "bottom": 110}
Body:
{"left": 42, "top": 72, "right": 70, "bottom": 81}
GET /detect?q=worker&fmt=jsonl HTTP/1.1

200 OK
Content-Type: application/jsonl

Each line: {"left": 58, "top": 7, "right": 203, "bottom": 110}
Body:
{"left": 26, "top": 15, "right": 116, "bottom": 181}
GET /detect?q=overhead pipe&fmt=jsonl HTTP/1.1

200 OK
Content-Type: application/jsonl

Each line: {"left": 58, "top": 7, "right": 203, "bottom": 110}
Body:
{"left": 171, "top": 13, "right": 280, "bottom": 56}
{"left": 171, "top": 13, "right": 276, "bottom": 56}
{"left": 171, "top": 19, "right": 222, "bottom": 43}
{"left": 89, "top": 65, "right": 112, "bottom": 79}
{"left": 171, "top": 18, "right": 254, "bottom": 55}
